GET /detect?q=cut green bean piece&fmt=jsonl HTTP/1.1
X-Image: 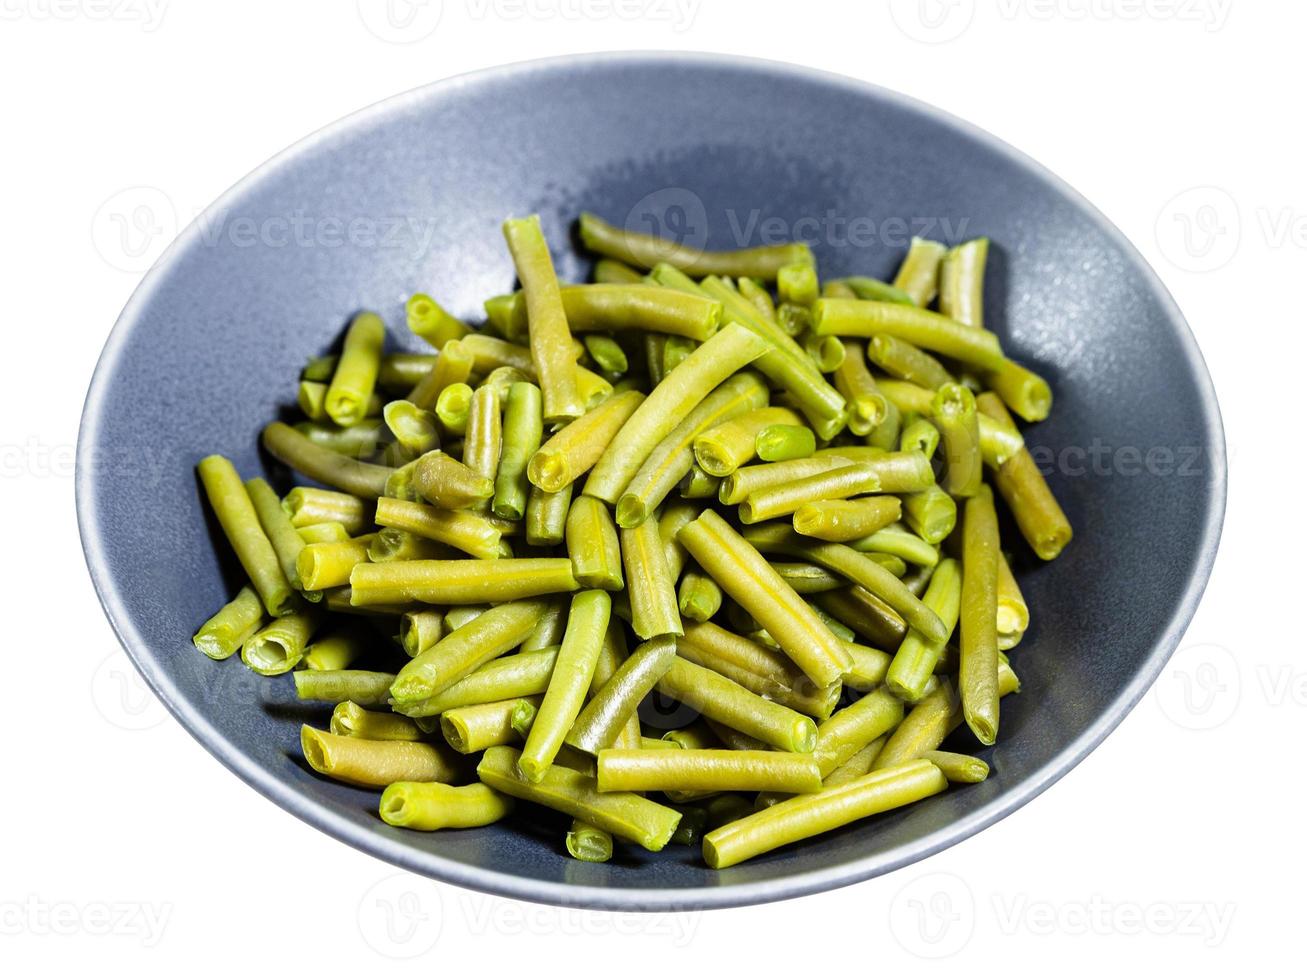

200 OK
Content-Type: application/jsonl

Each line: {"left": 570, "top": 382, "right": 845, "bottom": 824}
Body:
{"left": 407, "top": 339, "right": 474, "bottom": 410}
{"left": 509, "top": 283, "right": 723, "bottom": 341}
{"left": 593, "top": 257, "right": 643, "bottom": 284}
{"left": 325, "top": 312, "right": 385, "bottom": 427}
{"left": 868, "top": 333, "right": 954, "bottom": 390}
{"left": 839, "top": 276, "right": 916, "bottom": 306}
{"left": 694, "top": 407, "right": 801, "bottom": 477}
{"left": 406, "top": 293, "right": 469, "bottom": 349}
{"left": 756, "top": 424, "right": 815, "bottom": 463}
{"left": 293, "top": 669, "right": 396, "bottom": 706}
{"left": 771, "top": 561, "right": 845, "bottom": 595}
{"left": 922, "top": 750, "right": 990, "bottom": 783}
{"left": 886, "top": 558, "right": 962, "bottom": 702}
{"left": 503, "top": 215, "right": 583, "bottom": 422}
{"left": 299, "top": 381, "right": 382, "bottom": 423}
{"left": 297, "top": 536, "right": 373, "bottom": 591}
{"left": 412, "top": 450, "right": 493, "bottom": 510}
{"left": 814, "top": 587, "right": 907, "bottom": 650}
{"left": 812, "top": 448, "right": 937, "bottom": 493}
{"left": 491, "top": 381, "right": 542, "bottom": 521}
{"left": 394, "top": 648, "right": 559, "bottom": 718}
{"left": 793, "top": 496, "right": 901, "bottom": 543}
{"left": 523, "top": 600, "right": 568, "bottom": 652}
{"left": 350, "top": 556, "right": 574, "bottom": 608}
{"left": 295, "top": 521, "right": 351, "bottom": 544}
{"left": 778, "top": 262, "right": 819, "bottom": 306}
{"left": 528, "top": 389, "right": 646, "bottom": 493}
{"left": 977, "top": 395, "right": 1072, "bottom": 560}
{"left": 262, "top": 423, "right": 393, "bottom": 499}
{"left": 241, "top": 609, "right": 319, "bottom": 675}
{"left": 812, "top": 298, "right": 1006, "bottom": 371}
{"left": 373, "top": 496, "right": 502, "bottom": 559}
{"left": 283, "top": 487, "right": 369, "bottom": 535}
{"left": 510, "top": 697, "right": 541, "bottom": 738}
{"left": 892, "top": 237, "right": 948, "bottom": 307}
{"left": 959, "top": 486, "right": 1001, "bottom": 744}
{"left": 939, "top": 238, "right": 989, "bottom": 329}
{"left": 435, "top": 382, "right": 473, "bottom": 435}
{"left": 813, "top": 687, "right": 905, "bottom": 777}
{"left": 197, "top": 456, "right": 298, "bottom": 616}
{"left": 478, "top": 745, "right": 681, "bottom": 851}
{"left": 997, "top": 552, "right": 1029, "bottom": 650}
{"left": 583, "top": 334, "right": 628, "bottom": 375}
{"left": 599, "top": 749, "right": 822, "bottom": 794}
{"left": 331, "top": 701, "right": 424, "bottom": 741}
{"left": 848, "top": 527, "right": 939, "bottom": 568}
{"left": 678, "top": 569, "right": 722, "bottom": 623}
{"left": 192, "top": 586, "right": 265, "bottom": 660}
{"left": 718, "top": 455, "right": 853, "bottom": 506}
{"left": 380, "top": 781, "right": 512, "bottom": 831}
{"left": 932, "top": 383, "right": 982, "bottom": 497}
{"left": 303, "top": 626, "right": 369, "bottom": 671}
{"left": 842, "top": 642, "right": 892, "bottom": 692}
{"left": 678, "top": 510, "right": 851, "bottom": 687}
{"left": 738, "top": 275, "right": 778, "bottom": 321}
{"left": 390, "top": 598, "right": 549, "bottom": 704}
{"left": 579, "top": 211, "right": 812, "bottom": 280}
{"left": 739, "top": 463, "right": 882, "bottom": 524}
{"left": 621, "top": 513, "right": 683, "bottom": 639}
{"left": 383, "top": 400, "right": 440, "bottom": 456}
{"left": 702, "top": 759, "right": 947, "bottom": 868}
{"left": 834, "top": 341, "right": 889, "bottom": 436}
{"left": 302, "top": 725, "right": 462, "bottom": 788}
{"left": 525, "top": 482, "right": 573, "bottom": 547}
{"left": 368, "top": 527, "right": 456, "bottom": 563}
{"left": 567, "top": 636, "right": 677, "bottom": 755}
{"left": 565, "top": 495, "right": 624, "bottom": 590}
{"left": 440, "top": 698, "right": 529, "bottom": 754}
{"left": 462, "top": 384, "right": 501, "bottom": 510}
{"left": 902, "top": 485, "right": 958, "bottom": 545}
{"left": 566, "top": 820, "right": 614, "bottom": 862}
{"left": 900, "top": 414, "right": 940, "bottom": 458}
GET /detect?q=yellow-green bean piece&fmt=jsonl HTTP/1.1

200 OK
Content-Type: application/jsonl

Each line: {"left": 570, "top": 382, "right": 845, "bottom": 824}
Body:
{"left": 301, "top": 725, "right": 462, "bottom": 788}
{"left": 901, "top": 485, "right": 958, "bottom": 545}
{"left": 296, "top": 536, "right": 373, "bottom": 592}
{"left": 325, "top": 312, "right": 386, "bottom": 427}
{"left": 848, "top": 527, "right": 939, "bottom": 568}
{"left": 997, "top": 552, "right": 1030, "bottom": 650}
{"left": 394, "top": 648, "right": 559, "bottom": 718}
{"left": 567, "top": 636, "right": 677, "bottom": 755}
{"left": 241, "top": 609, "right": 319, "bottom": 675}
{"left": 566, "top": 819, "right": 614, "bottom": 862}
{"left": 792, "top": 496, "right": 902, "bottom": 543}
{"left": 868, "top": 333, "right": 954, "bottom": 390}
{"left": 462, "top": 384, "right": 501, "bottom": 509}
{"left": 921, "top": 750, "right": 990, "bottom": 783}
{"left": 293, "top": 669, "right": 396, "bottom": 706}
{"left": 678, "top": 568, "right": 722, "bottom": 622}
{"left": 593, "top": 258, "right": 643, "bottom": 285}
{"left": 771, "top": 561, "right": 845, "bottom": 595}
{"left": 932, "top": 383, "right": 982, "bottom": 497}
{"left": 375, "top": 495, "right": 502, "bottom": 560}
{"left": 245, "top": 477, "right": 311, "bottom": 592}
{"left": 939, "top": 238, "right": 989, "bottom": 329}
{"left": 598, "top": 749, "right": 822, "bottom": 794}
{"left": 440, "top": 698, "right": 529, "bottom": 754}
{"left": 302, "top": 626, "right": 370, "bottom": 671}
{"left": 331, "top": 701, "right": 424, "bottom": 741}
{"left": 738, "top": 463, "right": 882, "bottom": 524}
{"left": 406, "top": 293, "right": 469, "bottom": 349}
{"left": 678, "top": 509, "right": 851, "bottom": 688}
{"left": 525, "top": 482, "right": 573, "bottom": 547}
{"left": 192, "top": 585, "right": 265, "bottom": 660}
{"left": 197, "top": 455, "right": 297, "bottom": 616}
{"left": 262, "top": 423, "right": 394, "bottom": 499}
{"left": 411, "top": 451, "right": 494, "bottom": 511}
{"left": 565, "top": 495, "right": 624, "bottom": 590}
{"left": 893, "top": 237, "right": 948, "bottom": 306}
{"left": 718, "top": 455, "right": 853, "bottom": 506}
{"left": 478, "top": 745, "right": 681, "bottom": 851}
{"left": 528, "top": 389, "right": 646, "bottom": 493}
{"left": 407, "top": 339, "right": 474, "bottom": 410}
{"left": 380, "top": 781, "right": 512, "bottom": 831}
{"left": 295, "top": 521, "right": 351, "bottom": 544}
{"left": 283, "top": 487, "right": 369, "bottom": 535}
{"left": 886, "top": 557, "right": 962, "bottom": 702}
{"left": 694, "top": 407, "right": 802, "bottom": 477}
{"left": 435, "top": 382, "right": 473, "bottom": 435}
{"left": 367, "top": 528, "right": 456, "bottom": 563}
{"left": 813, "top": 686, "right": 905, "bottom": 778}
{"left": 959, "top": 486, "right": 1001, "bottom": 744}
{"left": 298, "top": 380, "right": 382, "bottom": 424}
{"left": 383, "top": 400, "right": 441, "bottom": 456}
{"left": 842, "top": 642, "right": 892, "bottom": 692}
{"left": 702, "top": 759, "right": 947, "bottom": 869}
{"left": 620, "top": 514, "right": 682, "bottom": 639}
{"left": 390, "top": 598, "right": 549, "bottom": 704}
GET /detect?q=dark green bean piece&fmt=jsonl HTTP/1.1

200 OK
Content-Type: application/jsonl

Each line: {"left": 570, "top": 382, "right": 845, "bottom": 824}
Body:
{"left": 197, "top": 455, "right": 297, "bottom": 616}
{"left": 262, "top": 422, "right": 394, "bottom": 499}
{"left": 813, "top": 587, "right": 907, "bottom": 650}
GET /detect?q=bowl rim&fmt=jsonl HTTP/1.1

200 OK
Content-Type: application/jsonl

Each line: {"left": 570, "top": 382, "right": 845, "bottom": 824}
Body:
{"left": 76, "top": 50, "right": 1227, "bottom": 911}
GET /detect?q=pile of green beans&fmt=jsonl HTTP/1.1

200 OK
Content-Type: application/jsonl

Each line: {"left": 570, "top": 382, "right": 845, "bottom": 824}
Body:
{"left": 192, "top": 213, "right": 1071, "bottom": 869}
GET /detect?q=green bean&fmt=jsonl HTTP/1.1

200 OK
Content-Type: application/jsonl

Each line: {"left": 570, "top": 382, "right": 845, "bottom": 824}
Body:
{"left": 331, "top": 701, "right": 423, "bottom": 741}
{"left": 579, "top": 211, "right": 812, "bottom": 280}
{"left": 702, "top": 759, "right": 947, "bottom": 868}
{"left": 197, "top": 455, "right": 298, "bottom": 616}
{"left": 241, "top": 609, "right": 319, "bottom": 675}
{"left": 528, "top": 389, "right": 646, "bottom": 493}
{"left": 738, "top": 463, "right": 882, "bottom": 524}
{"left": 583, "top": 335, "right": 628, "bottom": 375}
{"left": 777, "top": 302, "right": 811, "bottom": 337}
{"left": 519, "top": 590, "right": 612, "bottom": 781}
{"left": 676, "top": 621, "right": 840, "bottom": 720}
{"left": 303, "top": 626, "right": 370, "bottom": 671}
{"left": 669, "top": 805, "right": 710, "bottom": 846}
{"left": 678, "top": 569, "right": 722, "bottom": 622}
{"left": 678, "top": 510, "right": 851, "bottom": 687}
{"left": 383, "top": 400, "right": 440, "bottom": 456}
{"left": 584, "top": 322, "right": 769, "bottom": 503}
{"left": 461, "top": 384, "right": 501, "bottom": 510}
{"left": 565, "top": 495, "right": 624, "bottom": 590}
{"left": 566, "top": 820, "right": 613, "bottom": 862}
{"left": 938, "top": 238, "right": 988, "bottom": 328}
{"left": 842, "top": 642, "right": 892, "bottom": 692}
{"left": 839, "top": 275, "right": 915, "bottom": 306}
{"left": 599, "top": 749, "right": 821, "bottom": 794}
{"left": 997, "top": 552, "right": 1030, "bottom": 650}
{"left": 567, "top": 636, "right": 678, "bottom": 755}
{"left": 295, "top": 521, "right": 351, "bottom": 544}
{"left": 367, "top": 528, "right": 456, "bottom": 563}
{"left": 509, "top": 283, "right": 724, "bottom": 342}
{"left": 932, "top": 383, "right": 982, "bottom": 497}
{"left": 655, "top": 655, "right": 818, "bottom": 753}
{"left": 482, "top": 293, "right": 519, "bottom": 338}
{"left": 617, "top": 372, "right": 768, "bottom": 527}
{"left": 440, "top": 698, "right": 529, "bottom": 754}
{"left": 510, "top": 697, "right": 541, "bottom": 738}
{"left": 380, "top": 781, "right": 512, "bottom": 831}
{"left": 738, "top": 276, "right": 778, "bottom": 321}
{"left": 406, "top": 293, "right": 469, "bottom": 349}
{"left": 892, "top": 237, "right": 948, "bottom": 307}
{"left": 192, "top": 586, "right": 265, "bottom": 660}
{"left": 976, "top": 395, "right": 1072, "bottom": 560}
{"left": 813, "top": 448, "right": 937, "bottom": 494}
{"left": 407, "top": 339, "right": 474, "bottom": 410}
{"left": 885, "top": 557, "right": 962, "bottom": 702}
{"left": 658, "top": 503, "right": 697, "bottom": 580}
{"left": 862, "top": 553, "right": 908, "bottom": 577}
{"left": 523, "top": 600, "right": 568, "bottom": 652}
{"left": 301, "top": 725, "right": 462, "bottom": 788}
{"left": 848, "top": 527, "right": 939, "bottom": 568}
{"left": 820, "top": 736, "right": 888, "bottom": 791}
{"left": 444, "top": 606, "right": 487, "bottom": 632}
{"left": 921, "top": 750, "right": 990, "bottom": 783}
{"left": 324, "top": 312, "right": 386, "bottom": 427}
{"left": 321, "top": 586, "right": 414, "bottom": 616}
{"left": 900, "top": 414, "right": 940, "bottom": 458}
{"left": 678, "top": 465, "right": 720, "bottom": 499}
{"left": 868, "top": 333, "right": 954, "bottom": 390}
{"left": 435, "top": 382, "right": 473, "bottom": 435}
{"left": 693, "top": 408, "right": 799, "bottom": 477}
{"left": 372, "top": 496, "right": 502, "bottom": 559}
{"left": 593, "top": 257, "right": 643, "bottom": 284}
{"left": 293, "top": 669, "right": 396, "bottom": 706}
{"left": 620, "top": 514, "right": 682, "bottom": 639}
{"left": 986, "top": 359, "right": 1052, "bottom": 422}
{"left": 394, "top": 647, "right": 559, "bottom": 718}
{"left": 814, "top": 687, "right": 905, "bottom": 777}
{"left": 587, "top": 621, "right": 643, "bottom": 748}
{"left": 757, "top": 424, "right": 815, "bottom": 464}
{"left": 503, "top": 215, "right": 584, "bottom": 422}
{"left": 778, "top": 262, "right": 819, "bottom": 307}
{"left": 389, "top": 598, "right": 549, "bottom": 704}
{"left": 718, "top": 455, "right": 853, "bottom": 506}
{"left": 308, "top": 353, "right": 437, "bottom": 392}
{"left": 771, "top": 561, "right": 844, "bottom": 595}
{"left": 662, "top": 721, "right": 718, "bottom": 750}
{"left": 351, "top": 556, "right": 574, "bottom": 608}
{"left": 883, "top": 379, "right": 1024, "bottom": 466}
{"left": 399, "top": 610, "right": 443, "bottom": 657}
{"left": 792, "top": 496, "right": 902, "bottom": 542}
{"left": 644, "top": 333, "right": 668, "bottom": 386}
{"left": 812, "top": 298, "right": 1006, "bottom": 371}
{"left": 525, "top": 482, "right": 572, "bottom": 547}
{"left": 237, "top": 479, "right": 306, "bottom": 597}
{"left": 814, "top": 587, "right": 907, "bottom": 649}
{"left": 867, "top": 391, "right": 902, "bottom": 450}
{"left": 412, "top": 450, "right": 493, "bottom": 510}
{"left": 298, "top": 381, "right": 382, "bottom": 423}
{"left": 901, "top": 485, "right": 958, "bottom": 545}
{"left": 959, "top": 485, "right": 1001, "bottom": 744}
{"left": 262, "top": 423, "right": 394, "bottom": 499}
{"left": 487, "top": 381, "right": 541, "bottom": 521}
{"left": 296, "top": 536, "right": 373, "bottom": 591}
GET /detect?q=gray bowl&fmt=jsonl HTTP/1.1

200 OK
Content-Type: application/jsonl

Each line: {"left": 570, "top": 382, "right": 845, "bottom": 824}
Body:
{"left": 77, "top": 52, "right": 1225, "bottom": 910}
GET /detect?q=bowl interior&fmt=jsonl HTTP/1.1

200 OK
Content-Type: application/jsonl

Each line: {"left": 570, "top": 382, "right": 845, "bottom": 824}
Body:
{"left": 78, "top": 54, "right": 1224, "bottom": 909}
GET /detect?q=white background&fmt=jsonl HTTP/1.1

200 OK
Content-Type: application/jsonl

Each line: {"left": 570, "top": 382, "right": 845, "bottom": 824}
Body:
{"left": 0, "top": 0, "right": 1295, "bottom": 972}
